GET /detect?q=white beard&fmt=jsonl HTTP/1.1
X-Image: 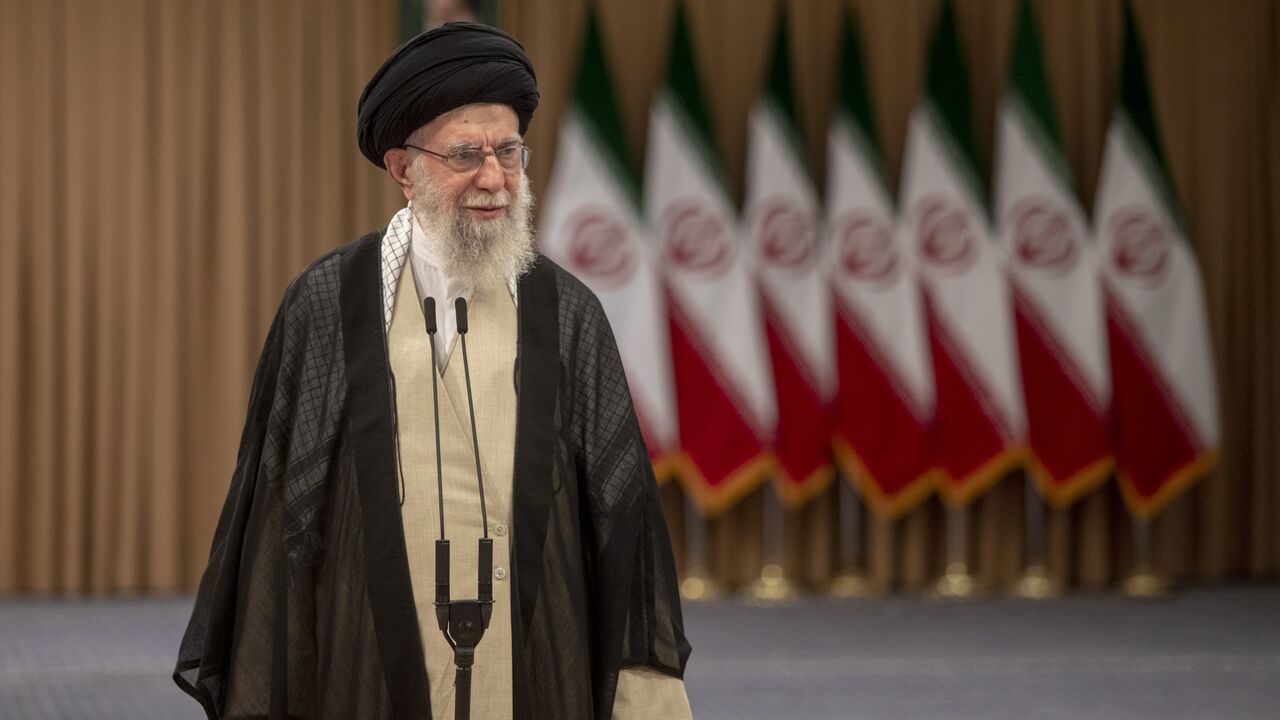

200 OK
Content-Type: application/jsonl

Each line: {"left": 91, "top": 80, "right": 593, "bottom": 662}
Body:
{"left": 409, "top": 168, "right": 537, "bottom": 290}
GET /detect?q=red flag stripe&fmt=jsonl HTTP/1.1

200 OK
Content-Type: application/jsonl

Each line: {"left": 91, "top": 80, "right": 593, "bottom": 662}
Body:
{"left": 1105, "top": 287, "right": 1218, "bottom": 517}
{"left": 666, "top": 293, "right": 773, "bottom": 515}
{"left": 762, "top": 298, "right": 835, "bottom": 506}
{"left": 833, "top": 301, "right": 938, "bottom": 516}
{"left": 1011, "top": 284, "right": 1113, "bottom": 506}
{"left": 924, "top": 289, "right": 1027, "bottom": 504}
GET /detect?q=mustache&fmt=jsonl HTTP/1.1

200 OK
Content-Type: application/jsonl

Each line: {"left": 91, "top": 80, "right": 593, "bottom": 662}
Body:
{"left": 459, "top": 189, "right": 511, "bottom": 208}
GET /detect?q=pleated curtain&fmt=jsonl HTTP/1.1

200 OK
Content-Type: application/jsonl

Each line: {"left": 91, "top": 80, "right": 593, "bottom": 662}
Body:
{"left": 0, "top": 0, "right": 400, "bottom": 593}
{"left": 1, "top": 0, "right": 1276, "bottom": 593}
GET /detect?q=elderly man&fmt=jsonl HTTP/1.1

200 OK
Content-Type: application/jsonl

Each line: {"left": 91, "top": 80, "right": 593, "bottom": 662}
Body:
{"left": 175, "top": 23, "right": 691, "bottom": 720}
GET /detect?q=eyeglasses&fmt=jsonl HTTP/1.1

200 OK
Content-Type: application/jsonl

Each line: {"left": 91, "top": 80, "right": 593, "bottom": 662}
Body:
{"left": 402, "top": 142, "right": 530, "bottom": 173}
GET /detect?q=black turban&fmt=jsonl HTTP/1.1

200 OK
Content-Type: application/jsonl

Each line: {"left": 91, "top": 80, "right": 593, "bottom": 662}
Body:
{"left": 357, "top": 22, "right": 539, "bottom": 169}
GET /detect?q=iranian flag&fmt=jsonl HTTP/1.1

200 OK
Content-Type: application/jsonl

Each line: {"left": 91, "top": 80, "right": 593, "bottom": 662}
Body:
{"left": 995, "top": 0, "right": 1112, "bottom": 506}
{"left": 1095, "top": 6, "right": 1219, "bottom": 516}
{"left": 746, "top": 7, "right": 835, "bottom": 506}
{"left": 539, "top": 8, "right": 677, "bottom": 475}
{"left": 647, "top": 4, "right": 775, "bottom": 513}
{"left": 899, "top": 1, "right": 1026, "bottom": 504}
{"left": 826, "top": 8, "right": 937, "bottom": 517}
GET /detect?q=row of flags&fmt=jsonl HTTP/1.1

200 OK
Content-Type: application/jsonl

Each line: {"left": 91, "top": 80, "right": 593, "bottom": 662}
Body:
{"left": 538, "top": 1, "right": 1219, "bottom": 520}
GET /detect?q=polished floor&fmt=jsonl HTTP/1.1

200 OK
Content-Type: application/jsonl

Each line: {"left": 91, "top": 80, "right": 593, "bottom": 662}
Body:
{"left": 1, "top": 584, "right": 1278, "bottom": 719}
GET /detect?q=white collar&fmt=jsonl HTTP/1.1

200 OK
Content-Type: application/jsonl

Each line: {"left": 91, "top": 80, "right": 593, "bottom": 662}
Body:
{"left": 379, "top": 205, "right": 520, "bottom": 334}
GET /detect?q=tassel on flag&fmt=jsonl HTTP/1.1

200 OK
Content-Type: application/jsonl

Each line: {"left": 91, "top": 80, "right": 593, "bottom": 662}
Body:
{"left": 827, "top": 7, "right": 939, "bottom": 517}
{"left": 746, "top": 4, "right": 836, "bottom": 506}
{"left": 648, "top": 4, "right": 776, "bottom": 513}
{"left": 995, "top": 0, "right": 1113, "bottom": 506}
{"left": 898, "top": 1, "right": 1027, "bottom": 504}
{"left": 539, "top": 8, "right": 679, "bottom": 477}
{"left": 1095, "top": 4, "right": 1219, "bottom": 517}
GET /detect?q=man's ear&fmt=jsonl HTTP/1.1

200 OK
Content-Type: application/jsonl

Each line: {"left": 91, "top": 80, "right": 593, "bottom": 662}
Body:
{"left": 384, "top": 147, "right": 415, "bottom": 200}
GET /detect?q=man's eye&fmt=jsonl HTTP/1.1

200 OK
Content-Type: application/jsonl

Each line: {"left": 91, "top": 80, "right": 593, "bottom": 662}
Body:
{"left": 496, "top": 146, "right": 519, "bottom": 159}
{"left": 452, "top": 150, "right": 483, "bottom": 165}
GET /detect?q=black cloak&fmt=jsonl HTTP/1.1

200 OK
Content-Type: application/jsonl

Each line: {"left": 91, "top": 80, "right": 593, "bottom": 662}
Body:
{"left": 174, "top": 231, "right": 690, "bottom": 719}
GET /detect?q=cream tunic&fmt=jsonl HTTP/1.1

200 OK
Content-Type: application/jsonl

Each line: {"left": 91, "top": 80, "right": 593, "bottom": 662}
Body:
{"left": 388, "top": 237, "right": 692, "bottom": 719}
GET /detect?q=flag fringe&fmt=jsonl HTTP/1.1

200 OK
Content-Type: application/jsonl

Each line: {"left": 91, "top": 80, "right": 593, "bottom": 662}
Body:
{"left": 835, "top": 438, "right": 939, "bottom": 518}
{"left": 1121, "top": 448, "right": 1219, "bottom": 519}
{"left": 669, "top": 451, "right": 776, "bottom": 518}
{"left": 937, "top": 443, "right": 1028, "bottom": 506}
{"left": 773, "top": 459, "right": 836, "bottom": 509}
{"left": 651, "top": 452, "right": 679, "bottom": 485}
{"left": 1028, "top": 452, "right": 1114, "bottom": 508}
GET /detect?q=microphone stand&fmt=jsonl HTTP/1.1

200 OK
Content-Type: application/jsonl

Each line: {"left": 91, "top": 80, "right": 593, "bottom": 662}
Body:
{"left": 423, "top": 296, "right": 494, "bottom": 720}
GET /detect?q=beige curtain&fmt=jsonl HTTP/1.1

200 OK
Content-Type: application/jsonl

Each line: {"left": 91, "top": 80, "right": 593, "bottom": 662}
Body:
{"left": 0, "top": 0, "right": 401, "bottom": 593}
{"left": 0, "top": 0, "right": 1275, "bottom": 594}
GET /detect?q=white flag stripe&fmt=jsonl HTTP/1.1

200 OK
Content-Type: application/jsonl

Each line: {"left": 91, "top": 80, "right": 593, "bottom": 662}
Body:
{"left": 1095, "top": 117, "right": 1219, "bottom": 446}
{"left": 901, "top": 108, "right": 1026, "bottom": 438}
{"left": 995, "top": 102, "right": 1110, "bottom": 407}
{"left": 647, "top": 93, "right": 776, "bottom": 435}
{"left": 826, "top": 114, "right": 934, "bottom": 419}
{"left": 747, "top": 102, "right": 836, "bottom": 399}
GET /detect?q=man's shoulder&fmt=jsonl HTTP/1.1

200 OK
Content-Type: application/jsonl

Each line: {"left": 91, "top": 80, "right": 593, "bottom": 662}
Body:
{"left": 533, "top": 253, "right": 603, "bottom": 318}
{"left": 528, "top": 253, "right": 620, "bottom": 350}
{"left": 283, "top": 231, "right": 384, "bottom": 302}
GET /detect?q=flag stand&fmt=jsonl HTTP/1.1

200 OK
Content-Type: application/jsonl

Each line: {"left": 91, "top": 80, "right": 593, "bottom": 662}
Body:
{"left": 828, "top": 477, "right": 880, "bottom": 598}
{"left": 1122, "top": 516, "right": 1168, "bottom": 598}
{"left": 744, "top": 486, "right": 801, "bottom": 603}
{"left": 932, "top": 504, "right": 983, "bottom": 600}
{"left": 1010, "top": 475, "right": 1062, "bottom": 599}
{"left": 679, "top": 494, "right": 724, "bottom": 601}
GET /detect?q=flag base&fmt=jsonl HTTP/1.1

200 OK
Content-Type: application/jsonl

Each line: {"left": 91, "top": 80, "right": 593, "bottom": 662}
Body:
{"left": 1122, "top": 565, "right": 1170, "bottom": 598}
{"left": 679, "top": 566, "right": 727, "bottom": 602}
{"left": 743, "top": 563, "right": 802, "bottom": 604}
{"left": 1008, "top": 563, "right": 1062, "bottom": 599}
{"left": 931, "top": 562, "right": 985, "bottom": 601}
{"left": 827, "top": 569, "right": 882, "bottom": 599}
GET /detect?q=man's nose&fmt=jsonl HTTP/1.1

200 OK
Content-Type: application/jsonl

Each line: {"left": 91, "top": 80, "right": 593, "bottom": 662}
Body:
{"left": 473, "top": 156, "right": 505, "bottom": 192}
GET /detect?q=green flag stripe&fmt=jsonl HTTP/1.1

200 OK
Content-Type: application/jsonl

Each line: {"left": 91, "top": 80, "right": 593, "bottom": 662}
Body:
{"left": 761, "top": 96, "right": 808, "bottom": 173}
{"left": 573, "top": 7, "right": 641, "bottom": 207}
{"left": 835, "top": 7, "right": 888, "bottom": 195}
{"left": 1008, "top": 0, "right": 1065, "bottom": 161}
{"left": 923, "top": 100, "right": 987, "bottom": 215}
{"left": 833, "top": 109, "right": 892, "bottom": 204}
{"left": 765, "top": 4, "right": 800, "bottom": 130}
{"left": 663, "top": 3, "right": 731, "bottom": 193}
{"left": 837, "top": 6, "right": 884, "bottom": 178}
{"left": 1117, "top": 110, "right": 1187, "bottom": 236}
{"left": 1118, "top": 2, "right": 1183, "bottom": 231}
{"left": 1119, "top": 3, "right": 1173, "bottom": 185}
{"left": 1006, "top": 93, "right": 1076, "bottom": 205}
{"left": 924, "top": 0, "right": 984, "bottom": 201}
{"left": 664, "top": 4, "right": 716, "bottom": 148}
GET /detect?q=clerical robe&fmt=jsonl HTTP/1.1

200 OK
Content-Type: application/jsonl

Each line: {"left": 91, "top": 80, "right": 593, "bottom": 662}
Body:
{"left": 174, "top": 225, "right": 691, "bottom": 719}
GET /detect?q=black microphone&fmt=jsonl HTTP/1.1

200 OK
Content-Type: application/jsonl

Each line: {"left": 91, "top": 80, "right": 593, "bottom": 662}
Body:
{"left": 423, "top": 297, "right": 451, "bottom": 633}
{"left": 454, "top": 295, "right": 468, "bottom": 334}
{"left": 423, "top": 296, "right": 438, "bottom": 335}
{"left": 455, "top": 298, "right": 493, "bottom": 612}
{"left": 415, "top": 295, "right": 495, "bottom": 720}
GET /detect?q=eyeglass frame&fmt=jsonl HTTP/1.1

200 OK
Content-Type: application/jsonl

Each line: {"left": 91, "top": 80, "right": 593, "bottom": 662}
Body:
{"left": 401, "top": 141, "right": 531, "bottom": 173}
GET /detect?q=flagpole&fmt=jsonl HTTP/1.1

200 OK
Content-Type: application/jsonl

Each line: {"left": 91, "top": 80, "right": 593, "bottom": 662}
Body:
{"left": 932, "top": 503, "right": 983, "bottom": 600}
{"left": 1010, "top": 472, "right": 1062, "bottom": 598}
{"left": 744, "top": 485, "right": 801, "bottom": 603}
{"left": 828, "top": 475, "right": 880, "bottom": 598}
{"left": 1122, "top": 515, "right": 1168, "bottom": 597}
{"left": 679, "top": 492, "right": 724, "bottom": 601}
